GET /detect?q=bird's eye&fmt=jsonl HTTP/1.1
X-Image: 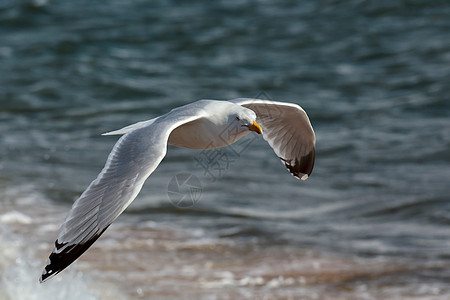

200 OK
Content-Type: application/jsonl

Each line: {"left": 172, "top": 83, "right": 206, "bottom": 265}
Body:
{"left": 235, "top": 116, "right": 240, "bottom": 121}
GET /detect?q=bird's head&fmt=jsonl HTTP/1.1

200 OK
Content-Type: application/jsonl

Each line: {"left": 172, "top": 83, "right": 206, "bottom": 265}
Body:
{"left": 231, "top": 108, "right": 263, "bottom": 135}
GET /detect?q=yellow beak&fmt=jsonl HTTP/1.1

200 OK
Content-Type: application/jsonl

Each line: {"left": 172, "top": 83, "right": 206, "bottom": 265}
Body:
{"left": 245, "top": 121, "right": 263, "bottom": 135}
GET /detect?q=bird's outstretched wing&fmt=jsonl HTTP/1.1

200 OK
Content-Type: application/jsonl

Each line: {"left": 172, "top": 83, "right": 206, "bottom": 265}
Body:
{"left": 230, "top": 98, "right": 315, "bottom": 180}
{"left": 40, "top": 110, "right": 205, "bottom": 283}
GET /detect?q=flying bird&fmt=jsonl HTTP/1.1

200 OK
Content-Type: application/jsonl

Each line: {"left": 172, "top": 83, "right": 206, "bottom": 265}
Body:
{"left": 40, "top": 98, "right": 315, "bottom": 282}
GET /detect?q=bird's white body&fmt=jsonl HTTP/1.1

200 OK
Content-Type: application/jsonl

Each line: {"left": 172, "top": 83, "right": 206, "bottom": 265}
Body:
{"left": 40, "top": 99, "right": 315, "bottom": 282}
{"left": 168, "top": 101, "right": 257, "bottom": 149}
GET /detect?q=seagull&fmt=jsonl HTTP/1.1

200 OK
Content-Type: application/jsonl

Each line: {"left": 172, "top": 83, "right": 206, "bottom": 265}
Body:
{"left": 39, "top": 98, "right": 315, "bottom": 282}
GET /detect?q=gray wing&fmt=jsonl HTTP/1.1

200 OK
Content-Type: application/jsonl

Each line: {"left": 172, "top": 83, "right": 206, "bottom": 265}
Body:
{"left": 230, "top": 98, "right": 315, "bottom": 180}
{"left": 40, "top": 111, "right": 205, "bottom": 283}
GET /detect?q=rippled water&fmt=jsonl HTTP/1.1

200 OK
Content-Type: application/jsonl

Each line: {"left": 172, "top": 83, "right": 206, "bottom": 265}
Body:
{"left": 1, "top": 0, "right": 449, "bottom": 299}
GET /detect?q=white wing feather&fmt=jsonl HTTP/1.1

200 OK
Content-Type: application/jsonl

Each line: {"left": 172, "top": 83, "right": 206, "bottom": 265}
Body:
{"left": 40, "top": 108, "right": 205, "bottom": 282}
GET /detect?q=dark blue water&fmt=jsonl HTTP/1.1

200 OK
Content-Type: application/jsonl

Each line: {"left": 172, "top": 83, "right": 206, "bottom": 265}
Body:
{"left": 1, "top": 0, "right": 449, "bottom": 298}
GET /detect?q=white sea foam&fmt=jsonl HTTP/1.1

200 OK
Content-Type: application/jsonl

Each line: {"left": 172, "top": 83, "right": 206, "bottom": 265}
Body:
{"left": 0, "top": 224, "right": 99, "bottom": 300}
{"left": 0, "top": 211, "right": 33, "bottom": 225}
{"left": 0, "top": 186, "right": 125, "bottom": 300}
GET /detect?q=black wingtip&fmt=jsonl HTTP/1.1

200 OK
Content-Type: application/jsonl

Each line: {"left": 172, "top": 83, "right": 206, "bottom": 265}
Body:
{"left": 40, "top": 240, "right": 75, "bottom": 283}
{"left": 281, "top": 149, "right": 315, "bottom": 180}
{"left": 39, "top": 226, "right": 110, "bottom": 283}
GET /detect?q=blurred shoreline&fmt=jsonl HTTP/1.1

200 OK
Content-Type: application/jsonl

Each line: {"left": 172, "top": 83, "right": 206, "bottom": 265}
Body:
{"left": 1, "top": 185, "right": 449, "bottom": 299}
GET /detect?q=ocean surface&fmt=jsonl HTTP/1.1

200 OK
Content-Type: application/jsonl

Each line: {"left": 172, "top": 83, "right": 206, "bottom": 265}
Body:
{"left": 1, "top": 0, "right": 449, "bottom": 299}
